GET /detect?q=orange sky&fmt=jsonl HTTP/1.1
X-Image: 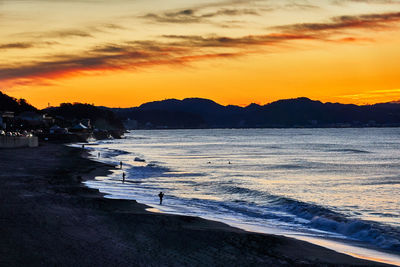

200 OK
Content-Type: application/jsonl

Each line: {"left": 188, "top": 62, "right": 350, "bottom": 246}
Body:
{"left": 1, "top": 0, "right": 400, "bottom": 108}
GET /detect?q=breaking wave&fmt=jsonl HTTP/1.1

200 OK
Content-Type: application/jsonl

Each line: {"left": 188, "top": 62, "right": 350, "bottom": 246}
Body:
{"left": 221, "top": 185, "right": 400, "bottom": 252}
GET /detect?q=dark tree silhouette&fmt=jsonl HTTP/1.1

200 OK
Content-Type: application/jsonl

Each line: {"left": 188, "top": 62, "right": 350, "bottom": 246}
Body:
{"left": 44, "top": 103, "right": 124, "bottom": 130}
{"left": 0, "top": 91, "right": 37, "bottom": 114}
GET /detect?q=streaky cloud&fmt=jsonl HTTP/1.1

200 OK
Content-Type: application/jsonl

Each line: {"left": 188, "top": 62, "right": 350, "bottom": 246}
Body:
{"left": 141, "top": 7, "right": 261, "bottom": 24}
{"left": 0, "top": 42, "right": 33, "bottom": 50}
{"left": 272, "top": 12, "right": 400, "bottom": 32}
{"left": 0, "top": 32, "right": 313, "bottom": 85}
{"left": 162, "top": 33, "right": 315, "bottom": 47}
{"left": 332, "top": 0, "right": 400, "bottom": 5}
{"left": 12, "top": 23, "right": 124, "bottom": 42}
{"left": 0, "top": 41, "right": 59, "bottom": 50}
{"left": 2, "top": 10, "right": 400, "bottom": 87}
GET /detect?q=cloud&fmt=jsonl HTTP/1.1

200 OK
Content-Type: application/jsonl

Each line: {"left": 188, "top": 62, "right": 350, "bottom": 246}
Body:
{"left": 2, "top": 10, "right": 400, "bottom": 87}
{"left": 162, "top": 33, "right": 315, "bottom": 48}
{"left": 0, "top": 32, "right": 314, "bottom": 85}
{"left": 332, "top": 0, "right": 400, "bottom": 5}
{"left": 45, "top": 29, "right": 93, "bottom": 38}
{"left": 0, "top": 38, "right": 246, "bottom": 86}
{"left": 142, "top": 7, "right": 261, "bottom": 24}
{"left": 140, "top": 0, "right": 320, "bottom": 25}
{"left": 273, "top": 12, "right": 400, "bottom": 33}
{"left": 338, "top": 88, "right": 400, "bottom": 102}
{"left": 0, "top": 50, "right": 149, "bottom": 81}
{"left": 0, "top": 41, "right": 59, "bottom": 50}
{"left": 0, "top": 42, "right": 33, "bottom": 50}
{"left": 334, "top": 36, "right": 373, "bottom": 42}
{"left": 282, "top": 2, "right": 320, "bottom": 10}
{"left": 13, "top": 23, "right": 124, "bottom": 41}
{"left": 0, "top": 42, "right": 196, "bottom": 84}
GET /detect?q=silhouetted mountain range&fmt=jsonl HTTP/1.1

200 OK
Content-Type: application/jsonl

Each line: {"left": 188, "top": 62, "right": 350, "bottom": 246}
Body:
{"left": 3, "top": 90, "right": 400, "bottom": 129}
{"left": 110, "top": 97, "right": 400, "bottom": 129}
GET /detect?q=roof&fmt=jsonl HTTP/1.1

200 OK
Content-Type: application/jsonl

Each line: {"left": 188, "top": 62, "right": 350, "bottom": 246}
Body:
{"left": 71, "top": 123, "right": 88, "bottom": 130}
{"left": 50, "top": 125, "right": 61, "bottom": 130}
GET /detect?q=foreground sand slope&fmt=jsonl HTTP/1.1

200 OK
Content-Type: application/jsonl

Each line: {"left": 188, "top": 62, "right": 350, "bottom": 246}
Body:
{"left": 0, "top": 143, "right": 390, "bottom": 266}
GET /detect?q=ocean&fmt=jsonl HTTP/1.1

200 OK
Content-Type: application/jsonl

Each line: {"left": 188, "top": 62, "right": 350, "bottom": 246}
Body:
{"left": 82, "top": 128, "right": 400, "bottom": 262}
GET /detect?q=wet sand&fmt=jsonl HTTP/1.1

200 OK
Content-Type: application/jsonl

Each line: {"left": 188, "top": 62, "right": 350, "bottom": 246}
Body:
{"left": 0, "top": 143, "right": 392, "bottom": 266}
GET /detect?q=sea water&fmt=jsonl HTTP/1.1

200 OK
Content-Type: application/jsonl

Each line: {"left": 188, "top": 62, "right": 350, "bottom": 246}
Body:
{"left": 82, "top": 128, "right": 400, "bottom": 263}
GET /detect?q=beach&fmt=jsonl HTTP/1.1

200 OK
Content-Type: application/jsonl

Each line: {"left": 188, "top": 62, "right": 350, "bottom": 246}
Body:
{"left": 0, "top": 143, "right": 392, "bottom": 266}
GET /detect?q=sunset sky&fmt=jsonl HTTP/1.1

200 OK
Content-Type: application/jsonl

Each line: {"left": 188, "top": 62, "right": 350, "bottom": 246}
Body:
{"left": 1, "top": 0, "right": 399, "bottom": 108}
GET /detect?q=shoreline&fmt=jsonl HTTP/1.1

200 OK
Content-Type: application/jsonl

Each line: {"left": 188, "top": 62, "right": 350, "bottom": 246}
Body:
{"left": 82, "top": 139, "right": 400, "bottom": 266}
{"left": 0, "top": 143, "right": 394, "bottom": 266}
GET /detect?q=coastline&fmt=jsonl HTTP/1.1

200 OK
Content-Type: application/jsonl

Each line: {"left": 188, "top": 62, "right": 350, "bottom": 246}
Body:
{"left": 0, "top": 143, "right": 393, "bottom": 266}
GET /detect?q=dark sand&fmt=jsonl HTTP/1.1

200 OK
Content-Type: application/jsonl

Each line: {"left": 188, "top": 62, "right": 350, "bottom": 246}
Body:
{"left": 0, "top": 143, "right": 392, "bottom": 266}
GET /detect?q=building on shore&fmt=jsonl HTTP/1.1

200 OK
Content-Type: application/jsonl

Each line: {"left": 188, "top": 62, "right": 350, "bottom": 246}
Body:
{"left": 70, "top": 123, "right": 88, "bottom": 132}
{"left": 49, "top": 125, "right": 68, "bottom": 134}
{"left": 1, "top": 111, "right": 14, "bottom": 131}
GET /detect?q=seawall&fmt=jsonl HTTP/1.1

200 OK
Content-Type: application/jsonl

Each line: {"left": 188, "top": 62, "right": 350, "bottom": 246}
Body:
{"left": 0, "top": 135, "right": 39, "bottom": 148}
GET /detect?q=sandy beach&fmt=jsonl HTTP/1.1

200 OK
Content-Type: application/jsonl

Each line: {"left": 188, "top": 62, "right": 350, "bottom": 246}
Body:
{"left": 0, "top": 143, "right": 393, "bottom": 266}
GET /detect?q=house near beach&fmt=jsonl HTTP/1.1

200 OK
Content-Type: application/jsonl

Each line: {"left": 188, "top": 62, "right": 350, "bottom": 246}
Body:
{"left": 1, "top": 111, "right": 14, "bottom": 131}
{"left": 70, "top": 122, "right": 89, "bottom": 132}
{"left": 42, "top": 114, "right": 55, "bottom": 125}
{"left": 49, "top": 125, "right": 68, "bottom": 134}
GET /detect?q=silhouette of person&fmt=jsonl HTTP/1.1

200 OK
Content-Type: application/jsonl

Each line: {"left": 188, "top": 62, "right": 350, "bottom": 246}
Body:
{"left": 98, "top": 152, "right": 100, "bottom": 158}
{"left": 158, "top": 191, "right": 164, "bottom": 205}
{"left": 120, "top": 161, "right": 123, "bottom": 169}
{"left": 122, "top": 172, "right": 126, "bottom": 183}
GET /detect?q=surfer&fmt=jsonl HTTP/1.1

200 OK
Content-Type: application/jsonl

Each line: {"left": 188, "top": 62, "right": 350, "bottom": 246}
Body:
{"left": 120, "top": 161, "right": 123, "bottom": 169}
{"left": 122, "top": 172, "right": 126, "bottom": 183}
{"left": 158, "top": 191, "right": 164, "bottom": 205}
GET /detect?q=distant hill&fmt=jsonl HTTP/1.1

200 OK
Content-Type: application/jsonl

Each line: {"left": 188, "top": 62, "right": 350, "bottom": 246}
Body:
{"left": 110, "top": 97, "right": 400, "bottom": 129}
{"left": 0, "top": 91, "right": 37, "bottom": 114}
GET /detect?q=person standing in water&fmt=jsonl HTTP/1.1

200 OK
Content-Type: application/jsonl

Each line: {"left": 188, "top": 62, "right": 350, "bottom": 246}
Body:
{"left": 120, "top": 161, "right": 123, "bottom": 169}
{"left": 158, "top": 192, "right": 164, "bottom": 205}
{"left": 122, "top": 172, "right": 126, "bottom": 183}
